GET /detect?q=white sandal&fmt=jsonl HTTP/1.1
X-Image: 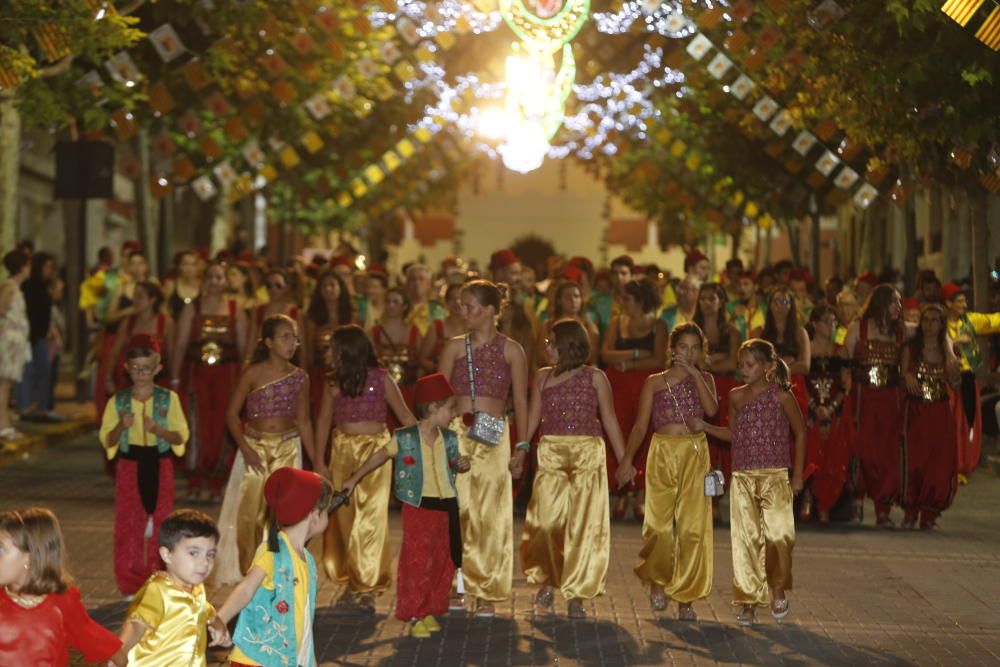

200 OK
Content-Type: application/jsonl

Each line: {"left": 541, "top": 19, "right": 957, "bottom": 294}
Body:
{"left": 0, "top": 427, "right": 25, "bottom": 441}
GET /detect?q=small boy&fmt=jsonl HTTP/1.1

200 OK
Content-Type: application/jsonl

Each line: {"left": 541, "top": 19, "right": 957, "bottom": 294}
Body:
{"left": 212, "top": 467, "right": 334, "bottom": 667}
{"left": 117, "top": 509, "right": 222, "bottom": 665}
{"left": 344, "top": 372, "right": 470, "bottom": 638}
{"left": 99, "top": 334, "right": 189, "bottom": 596}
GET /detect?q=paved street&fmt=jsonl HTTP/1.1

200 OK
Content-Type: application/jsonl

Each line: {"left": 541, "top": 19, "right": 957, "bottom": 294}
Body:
{"left": 2, "top": 431, "right": 999, "bottom": 666}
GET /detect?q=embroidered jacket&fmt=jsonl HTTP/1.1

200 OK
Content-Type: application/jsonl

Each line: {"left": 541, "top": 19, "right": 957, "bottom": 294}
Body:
{"left": 393, "top": 425, "right": 460, "bottom": 507}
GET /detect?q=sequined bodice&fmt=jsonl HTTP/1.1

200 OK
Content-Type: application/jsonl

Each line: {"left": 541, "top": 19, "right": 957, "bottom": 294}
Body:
{"left": 807, "top": 355, "right": 846, "bottom": 408}
{"left": 246, "top": 368, "right": 306, "bottom": 419}
{"left": 853, "top": 319, "right": 900, "bottom": 387}
{"left": 449, "top": 334, "right": 512, "bottom": 400}
{"left": 540, "top": 367, "right": 601, "bottom": 436}
{"left": 187, "top": 299, "right": 237, "bottom": 364}
{"left": 732, "top": 384, "right": 791, "bottom": 472}
{"left": 911, "top": 358, "right": 949, "bottom": 403}
{"left": 331, "top": 367, "right": 387, "bottom": 424}
{"left": 651, "top": 374, "right": 704, "bottom": 430}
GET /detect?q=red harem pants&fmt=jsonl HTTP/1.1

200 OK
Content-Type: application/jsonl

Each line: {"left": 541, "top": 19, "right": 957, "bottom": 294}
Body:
{"left": 189, "top": 361, "right": 237, "bottom": 492}
{"left": 953, "top": 373, "right": 982, "bottom": 476}
{"left": 605, "top": 366, "right": 657, "bottom": 493}
{"left": 709, "top": 373, "right": 737, "bottom": 490}
{"left": 850, "top": 384, "right": 903, "bottom": 515}
{"left": 396, "top": 502, "right": 456, "bottom": 622}
{"left": 903, "top": 398, "right": 957, "bottom": 524}
{"left": 114, "top": 457, "right": 174, "bottom": 595}
{"left": 807, "top": 415, "right": 851, "bottom": 513}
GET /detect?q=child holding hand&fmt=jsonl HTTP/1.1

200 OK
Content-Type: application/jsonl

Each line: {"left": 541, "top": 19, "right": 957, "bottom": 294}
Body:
{"left": 693, "top": 339, "right": 806, "bottom": 626}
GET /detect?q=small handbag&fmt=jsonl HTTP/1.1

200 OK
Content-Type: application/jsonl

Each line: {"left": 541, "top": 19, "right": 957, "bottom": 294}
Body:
{"left": 465, "top": 334, "right": 505, "bottom": 446}
{"left": 664, "top": 376, "right": 725, "bottom": 498}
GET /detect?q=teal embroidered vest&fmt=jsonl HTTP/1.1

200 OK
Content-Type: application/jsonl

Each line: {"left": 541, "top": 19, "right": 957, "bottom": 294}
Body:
{"left": 233, "top": 534, "right": 317, "bottom": 667}
{"left": 393, "top": 426, "right": 460, "bottom": 507}
{"left": 114, "top": 385, "right": 171, "bottom": 454}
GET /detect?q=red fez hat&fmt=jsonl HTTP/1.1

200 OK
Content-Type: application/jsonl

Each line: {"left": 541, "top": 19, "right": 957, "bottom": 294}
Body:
{"left": 264, "top": 468, "right": 324, "bottom": 526}
{"left": 367, "top": 262, "right": 387, "bottom": 275}
{"left": 414, "top": 373, "right": 454, "bottom": 405}
{"left": 193, "top": 247, "right": 209, "bottom": 261}
{"left": 568, "top": 256, "right": 594, "bottom": 276}
{"left": 127, "top": 333, "right": 160, "bottom": 356}
{"left": 330, "top": 255, "right": 353, "bottom": 270}
{"left": 940, "top": 282, "right": 962, "bottom": 302}
{"left": 560, "top": 266, "right": 583, "bottom": 284}
{"left": 902, "top": 297, "right": 920, "bottom": 310}
{"left": 789, "top": 268, "right": 814, "bottom": 285}
{"left": 739, "top": 270, "right": 757, "bottom": 281}
{"left": 215, "top": 249, "right": 233, "bottom": 262}
{"left": 122, "top": 240, "right": 143, "bottom": 255}
{"left": 684, "top": 249, "right": 708, "bottom": 272}
{"left": 489, "top": 249, "right": 519, "bottom": 272}
{"left": 857, "top": 272, "right": 877, "bottom": 286}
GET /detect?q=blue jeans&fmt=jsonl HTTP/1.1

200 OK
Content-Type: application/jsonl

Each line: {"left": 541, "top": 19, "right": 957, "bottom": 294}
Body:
{"left": 16, "top": 339, "right": 53, "bottom": 412}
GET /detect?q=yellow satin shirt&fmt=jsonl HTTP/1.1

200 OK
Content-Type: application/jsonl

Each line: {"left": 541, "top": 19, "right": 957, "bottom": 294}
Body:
{"left": 99, "top": 389, "right": 189, "bottom": 459}
{"left": 126, "top": 572, "right": 215, "bottom": 667}
{"left": 229, "top": 533, "right": 311, "bottom": 666}
{"left": 384, "top": 431, "right": 455, "bottom": 499}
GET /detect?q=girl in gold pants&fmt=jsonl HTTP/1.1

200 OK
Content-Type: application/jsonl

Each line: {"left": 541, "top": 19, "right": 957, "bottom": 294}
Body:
{"left": 617, "top": 323, "right": 719, "bottom": 621}
{"left": 519, "top": 320, "right": 627, "bottom": 619}
{"left": 698, "top": 339, "right": 806, "bottom": 626}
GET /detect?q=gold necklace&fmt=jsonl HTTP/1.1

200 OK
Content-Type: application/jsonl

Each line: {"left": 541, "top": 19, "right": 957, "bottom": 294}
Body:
{"left": 4, "top": 585, "right": 47, "bottom": 609}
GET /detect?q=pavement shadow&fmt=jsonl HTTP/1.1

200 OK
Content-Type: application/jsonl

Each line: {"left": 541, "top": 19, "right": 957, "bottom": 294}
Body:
{"left": 314, "top": 606, "right": 392, "bottom": 663}
{"left": 371, "top": 615, "right": 530, "bottom": 666}
{"left": 527, "top": 614, "right": 642, "bottom": 666}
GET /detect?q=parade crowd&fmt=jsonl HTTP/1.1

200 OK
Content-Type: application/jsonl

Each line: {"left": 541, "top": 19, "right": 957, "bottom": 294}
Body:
{"left": 1, "top": 239, "right": 999, "bottom": 666}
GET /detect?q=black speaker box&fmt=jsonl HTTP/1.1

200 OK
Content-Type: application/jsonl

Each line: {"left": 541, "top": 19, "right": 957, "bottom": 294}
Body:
{"left": 55, "top": 141, "right": 114, "bottom": 199}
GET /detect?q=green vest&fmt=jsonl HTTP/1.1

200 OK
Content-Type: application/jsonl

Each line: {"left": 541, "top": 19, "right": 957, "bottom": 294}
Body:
{"left": 393, "top": 426, "right": 460, "bottom": 507}
{"left": 115, "top": 385, "right": 171, "bottom": 454}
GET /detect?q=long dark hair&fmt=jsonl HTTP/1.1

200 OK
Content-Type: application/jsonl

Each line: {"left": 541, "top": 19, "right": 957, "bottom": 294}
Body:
{"left": 623, "top": 278, "right": 661, "bottom": 314}
{"left": 861, "top": 283, "right": 901, "bottom": 337}
{"left": 250, "top": 314, "right": 297, "bottom": 364}
{"left": 551, "top": 318, "right": 589, "bottom": 376}
{"left": 693, "top": 282, "right": 729, "bottom": 338}
{"left": 910, "top": 303, "right": 948, "bottom": 363}
{"left": 307, "top": 270, "right": 352, "bottom": 326}
{"left": 332, "top": 324, "right": 379, "bottom": 397}
{"left": 762, "top": 287, "right": 799, "bottom": 356}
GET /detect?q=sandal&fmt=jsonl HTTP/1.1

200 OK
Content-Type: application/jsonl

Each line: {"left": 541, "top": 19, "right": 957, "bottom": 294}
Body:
{"left": 474, "top": 599, "right": 495, "bottom": 618}
{"left": 901, "top": 515, "right": 917, "bottom": 530}
{"left": 649, "top": 591, "right": 668, "bottom": 612}
{"left": 770, "top": 598, "right": 790, "bottom": 620}
{"left": 535, "top": 587, "right": 554, "bottom": 610}
{"left": 448, "top": 593, "right": 466, "bottom": 611}
{"left": 567, "top": 599, "right": 586, "bottom": 619}
{"left": 920, "top": 520, "right": 939, "bottom": 531}
{"left": 736, "top": 604, "right": 756, "bottom": 627}
{"left": 0, "top": 427, "right": 25, "bottom": 441}
{"left": 875, "top": 514, "right": 896, "bottom": 530}
{"left": 850, "top": 500, "right": 864, "bottom": 526}
{"left": 678, "top": 603, "right": 697, "bottom": 622}
{"left": 357, "top": 592, "right": 376, "bottom": 613}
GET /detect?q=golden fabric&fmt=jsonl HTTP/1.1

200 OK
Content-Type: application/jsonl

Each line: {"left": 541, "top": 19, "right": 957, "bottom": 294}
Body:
{"left": 323, "top": 430, "right": 392, "bottom": 593}
{"left": 730, "top": 468, "right": 795, "bottom": 607}
{"left": 99, "top": 390, "right": 189, "bottom": 459}
{"left": 229, "top": 533, "right": 311, "bottom": 667}
{"left": 126, "top": 572, "right": 214, "bottom": 667}
{"left": 384, "top": 430, "right": 455, "bottom": 499}
{"left": 449, "top": 415, "right": 513, "bottom": 602}
{"left": 212, "top": 429, "right": 302, "bottom": 587}
{"left": 520, "top": 435, "right": 609, "bottom": 600}
{"left": 634, "top": 432, "right": 713, "bottom": 603}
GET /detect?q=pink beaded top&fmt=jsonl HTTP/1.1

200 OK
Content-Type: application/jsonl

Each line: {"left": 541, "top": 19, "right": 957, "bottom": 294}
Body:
{"left": 651, "top": 374, "right": 704, "bottom": 430}
{"left": 246, "top": 368, "right": 306, "bottom": 420}
{"left": 731, "top": 383, "right": 791, "bottom": 472}
{"left": 540, "top": 367, "right": 602, "bottom": 436}
{"left": 331, "top": 367, "right": 387, "bottom": 424}
{"left": 449, "top": 334, "right": 512, "bottom": 401}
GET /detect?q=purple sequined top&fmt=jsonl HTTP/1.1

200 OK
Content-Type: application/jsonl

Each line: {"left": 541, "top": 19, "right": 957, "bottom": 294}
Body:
{"left": 449, "top": 334, "right": 512, "bottom": 400}
{"left": 732, "top": 384, "right": 791, "bottom": 472}
{"left": 651, "top": 374, "right": 705, "bottom": 430}
{"left": 331, "top": 367, "right": 387, "bottom": 424}
{"left": 540, "top": 367, "right": 602, "bottom": 436}
{"left": 246, "top": 368, "right": 306, "bottom": 419}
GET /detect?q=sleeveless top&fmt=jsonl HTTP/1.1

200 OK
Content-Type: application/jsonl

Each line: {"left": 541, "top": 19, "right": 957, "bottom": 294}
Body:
{"left": 540, "top": 367, "right": 602, "bottom": 436}
{"left": 807, "top": 354, "right": 846, "bottom": 413}
{"left": 246, "top": 368, "right": 307, "bottom": 419}
{"left": 168, "top": 286, "right": 199, "bottom": 320}
{"left": 909, "top": 353, "right": 949, "bottom": 403}
{"left": 615, "top": 319, "right": 655, "bottom": 352}
{"left": 853, "top": 318, "right": 901, "bottom": 388}
{"left": 373, "top": 323, "right": 420, "bottom": 385}
{"left": 106, "top": 293, "right": 133, "bottom": 332}
{"left": 330, "top": 367, "right": 388, "bottom": 424}
{"left": 449, "top": 333, "right": 512, "bottom": 400}
{"left": 187, "top": 299, "right": 238, "bottom": 364}
{"left": 651, "top": 374, "right": 705, "bottom": 430}
{"left": 732, "top": 383, "right": 791, "bottom": 472}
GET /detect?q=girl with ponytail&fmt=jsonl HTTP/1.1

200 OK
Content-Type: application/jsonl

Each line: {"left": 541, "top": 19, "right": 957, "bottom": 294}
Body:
{"left": 692, "top": 338, "right": 805, "bottom": 627}
{"left": 213, "top": 314, "right": 317, "bottom": 586}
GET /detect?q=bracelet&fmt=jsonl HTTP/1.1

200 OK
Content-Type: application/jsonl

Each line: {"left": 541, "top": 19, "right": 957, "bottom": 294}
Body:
{"left": 515, "top": 441, "right": 531, "bottom": 452}
{"left": 169, "top": 378, "right": 181, "bottom": 386}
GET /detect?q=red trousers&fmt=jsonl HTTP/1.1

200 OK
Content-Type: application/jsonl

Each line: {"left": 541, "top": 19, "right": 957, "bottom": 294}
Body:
{"left": 903, "top": 399, "right": 957, "bottom": 523}
{"left": 396, "top": 503, "right": 455, "bottom": 622}
{"left": 94, "top": 331, "right": 118, "bottom": 419}
{"left": 850, "top": 384, "right": 903, "bottom": 515}
{"left": 189, "top": 361, "right": 237, "bottom": 492}
{"left": 605, "top": 366, "right": 657, "bottom": 493}
{"left": 114, "top": 458, "right": 173, "bottom": 595}
{"left": 807, "top": 417, "right": 851, "bottom": 513}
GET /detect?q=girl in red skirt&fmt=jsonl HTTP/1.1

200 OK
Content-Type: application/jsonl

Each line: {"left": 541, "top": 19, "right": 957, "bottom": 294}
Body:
{"left": 693, "top": 282, "right": 741, "bottom": 521}
{"left": 901, "top": 304, "right": 960, "bottom": 530}
{"left": 600, "top": 278, "right": 667, "bottom": 519}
